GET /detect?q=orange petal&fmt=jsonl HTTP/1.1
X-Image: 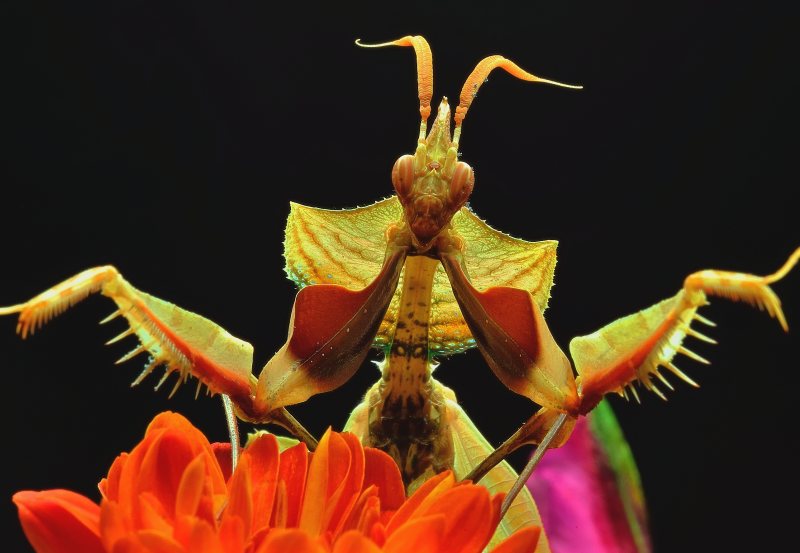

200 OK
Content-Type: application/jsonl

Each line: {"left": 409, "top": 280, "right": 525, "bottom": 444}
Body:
{"left": 358, "top": 496, "right": 382, "bottom": 538}
{"left": 383, "top": 514, "right": 445, "bottom": 553}
{"left": 100, "top": 452, "right": 128, "bottom": 501}
{"left": 211, "top": 442, "right": 234, "bottom": 481}
{"left": 325, "top": 432, "right": 366, "bottom": 535}
{"left": 218, "top": 516, "right": 245, "bottom": 553}
{"left": 339, "top": 487, "right": 379, "bottom": 535}
{"left": 174, "top": 516, "right": 225, "bottom": 553}
{"left": 489, "top": 526, "right": 542, "bottom": 553}
{"left": 188, "top": 520, "right": 224, "bottom": 552}
{"left": 136, "top": 528, "right": 185, "bottom": 553}
{"left": 175, "top": 454, "right": 209, "bottom": 519}
{"left": 111, "top": 416, "right": 170, "bottom": 505}
{"left": 385, "top": 471, "right": 453, "bottom": 535}
{"left": 255, "top": 528, "right": 328, "bottom": 553}
{"left": 137, "top": 429, "right": 204, "bottom": 518}
{"left": 369, "top": 522, "right": 386, "bottom": 547}
{"left": 273, "top": 442, "right": 309, "bottom": 528}
{"left": 114, "top": 430, "right": 157, "bottom": 510}
{"left": 146, "top": 412, "right": 227, "bottom": 496}
{"left": 363, "top": 448, "right": 405, "bottom": 510}
{"left": 298, "top": 430, "right": 334, "bottom": 534}
{"left": 299, "top": 429, "right": 352, "bottom": 535}
{"left": 13, "top": 490, "right": 104, "bottom": 553}
{"left": 488, "top": 492, "right": 504, "bottom": 539}
{"left": 224, "top": 453, "right": 254, "bottom": 537}
{"left": 107, "top": 536, "right": 149, "bottom": 553}
{"left": 135, "top": 492, "right": 173, "bottom": 535}
{"left": 116, "top": 412, "right": 227, "bottom": 521}
{"left": 146, "top": 410, "right": 203, "bottom": 435}
{"left": 414, "top": 485, "right": 493, "bottom": 553}
{"left": 332, "top": 530, "right": 382, "bottom": 553}
{"left": 240, "top": 432, "right": 280, "bottom": 534}
{"left": 100, "top": 499, "right": 132, "bottom": 551}
{"left": 271, "top": 480, "right": 289, "bottom": 529}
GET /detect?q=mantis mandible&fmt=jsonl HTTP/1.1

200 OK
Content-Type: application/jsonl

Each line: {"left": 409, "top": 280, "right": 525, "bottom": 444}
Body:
{"left": 1, "top": 35, "right": 797, "bottom": 550}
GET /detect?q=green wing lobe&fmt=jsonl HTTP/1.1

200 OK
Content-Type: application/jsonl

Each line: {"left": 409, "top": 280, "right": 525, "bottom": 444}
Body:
{"left": 284, "top": 198, "right": 558, "bottom": 357}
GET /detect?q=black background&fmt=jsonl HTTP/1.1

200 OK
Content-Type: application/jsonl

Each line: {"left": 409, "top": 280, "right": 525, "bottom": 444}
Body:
{"left": 2, "top": 1, "right": 797, "bottom": 551}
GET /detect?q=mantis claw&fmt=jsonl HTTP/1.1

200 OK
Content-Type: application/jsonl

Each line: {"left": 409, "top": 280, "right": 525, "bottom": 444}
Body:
{"left": 0, "top": 265, "right": 259, "bottom": 414}
{"left": 684, "top": 246, "right": 800, "bottom": 332}
{"left": 573, "top": 247, "right": 798, "bottom": 413}
{"left": 99, "top": 309, "right": 123, "bottom": 324}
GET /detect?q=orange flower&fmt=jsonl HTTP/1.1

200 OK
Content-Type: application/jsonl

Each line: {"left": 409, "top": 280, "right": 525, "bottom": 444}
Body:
{"left": 14, "top": 412, "right": 541, "bottom": 553}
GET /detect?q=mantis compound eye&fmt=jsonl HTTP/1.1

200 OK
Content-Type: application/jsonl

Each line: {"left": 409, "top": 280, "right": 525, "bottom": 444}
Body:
{"left": 449, "top": 161, "right": 475, "bottom": 206}
{"left": 392, "top": 154, "right": 416, "bottom": 200}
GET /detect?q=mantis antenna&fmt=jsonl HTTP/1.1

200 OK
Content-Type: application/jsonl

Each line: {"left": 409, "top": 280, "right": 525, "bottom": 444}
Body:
{"left": 356, "top": 35, "right": 433, "bottom": 142}
{"left": 452, "top": 56, "right": 582, "bottom": 147}
{"left": 356, "top": 36, "right": 582, "bottom": 149}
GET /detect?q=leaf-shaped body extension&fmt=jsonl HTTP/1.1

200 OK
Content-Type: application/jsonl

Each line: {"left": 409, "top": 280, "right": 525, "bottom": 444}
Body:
{"left": 446, "top": 396, "right": 551, "bottom": 553}
{"left": 284, "top": 196, "right": 558, "bottom": 355}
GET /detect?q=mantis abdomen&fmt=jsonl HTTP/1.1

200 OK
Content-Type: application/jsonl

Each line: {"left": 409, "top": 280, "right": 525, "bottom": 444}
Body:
{"left": 365, "top": 254, "right": 454, "bottom": 487}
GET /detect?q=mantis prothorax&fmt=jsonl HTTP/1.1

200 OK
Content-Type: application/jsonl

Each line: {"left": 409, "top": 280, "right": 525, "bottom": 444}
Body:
{"left": 1, "top": 35, "right": 797, "bottom": 550}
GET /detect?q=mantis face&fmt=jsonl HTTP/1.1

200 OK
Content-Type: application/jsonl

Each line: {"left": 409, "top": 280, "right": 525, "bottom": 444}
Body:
{"left": 392, "top": 99, "right": 474, "bottom": 250}
{"left": 376, "top": 34, "right": 580, "bottom": 252}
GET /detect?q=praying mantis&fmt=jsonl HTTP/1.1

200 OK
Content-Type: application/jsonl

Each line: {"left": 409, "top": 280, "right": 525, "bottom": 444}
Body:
{"left": 2, "top": 34, "right": 798, "bottom": 550}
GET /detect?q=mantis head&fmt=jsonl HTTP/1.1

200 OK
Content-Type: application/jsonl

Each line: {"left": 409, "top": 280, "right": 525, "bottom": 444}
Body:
{"left": 357, "top": 36, "right": 581, "bottom": 250}
{"left": 391, "top": 98, "right": 473, "bottom": 249}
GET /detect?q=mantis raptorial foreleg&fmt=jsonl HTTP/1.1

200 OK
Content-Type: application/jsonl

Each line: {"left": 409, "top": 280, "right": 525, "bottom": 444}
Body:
{"left": 253, "top": 242, "right": 408, "bottom": 412}
{"left": 573, "top": 247, "right": 800, "bottom": 413}
{"left": 0, "top": 240, "right": 410, "bottom": 448}
{"left": 438, "top": 244, "right": 580, "bottom": 414}
{"left": 464, "top": 248, "right": 799, "bottom": 496}
{"left": 0, "top": 265, "right": 318, "bottom": 445}
{"left": 0, "top": 265, "right": 258, "bottom": 406}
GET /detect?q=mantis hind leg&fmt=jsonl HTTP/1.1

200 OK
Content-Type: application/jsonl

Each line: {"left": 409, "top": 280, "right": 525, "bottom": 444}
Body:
{"left": 463, "top": 407, "right": 575, "bottom": 485}
{"left": 444, "top": 387, "right": 553, "bottom": 552}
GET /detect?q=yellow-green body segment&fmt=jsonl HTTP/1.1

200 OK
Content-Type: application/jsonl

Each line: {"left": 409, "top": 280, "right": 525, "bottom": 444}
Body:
{"left": 368, "top": 255, "right": 453, "bottom": 486}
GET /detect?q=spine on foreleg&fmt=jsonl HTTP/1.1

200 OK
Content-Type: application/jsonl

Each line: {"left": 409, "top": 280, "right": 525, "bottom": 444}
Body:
{"left": 573, "top": 249, "right": 799, "bottom": 412}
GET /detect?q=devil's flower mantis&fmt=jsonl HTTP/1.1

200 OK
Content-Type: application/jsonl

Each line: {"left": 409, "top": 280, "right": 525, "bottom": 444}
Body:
{"left": 1, "top": 36, "right": 797, "bottom": 550}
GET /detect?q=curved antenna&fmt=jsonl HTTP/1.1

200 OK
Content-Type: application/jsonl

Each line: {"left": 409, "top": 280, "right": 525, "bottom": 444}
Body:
{"left": 453, "top": 55, "right": 582, "bottom": 146}
{"left": 764, "top": 246, "right": 800, "bottom": 284}
{"left": 356, "top": 36, "right": 433, "bottom": 141}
